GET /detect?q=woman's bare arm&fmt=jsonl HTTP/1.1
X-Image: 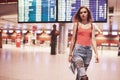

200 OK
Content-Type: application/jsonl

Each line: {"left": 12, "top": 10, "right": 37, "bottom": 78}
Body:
{"left": 91, "top": 25, "right": 99, "bottom": 63}
{"left": 68, "top": 22, "right": 78, "bottom": 62}
{"left": 69, "top": 22, "right": 78, "bottom": 56}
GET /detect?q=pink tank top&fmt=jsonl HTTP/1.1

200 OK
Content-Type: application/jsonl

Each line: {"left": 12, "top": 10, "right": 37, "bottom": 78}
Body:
{"left": 76, "top": 25, "right": 92, "bottom": 46}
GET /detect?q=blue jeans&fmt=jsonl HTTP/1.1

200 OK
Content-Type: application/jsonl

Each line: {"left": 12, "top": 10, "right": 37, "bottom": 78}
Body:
{"left": 71, "top": 44, "right": 92, "bottom": 80}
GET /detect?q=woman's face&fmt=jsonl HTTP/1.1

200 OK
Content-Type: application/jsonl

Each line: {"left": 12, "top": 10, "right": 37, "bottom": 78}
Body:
{"left": 79, "top": 8, "right": 88, "bottom": 21}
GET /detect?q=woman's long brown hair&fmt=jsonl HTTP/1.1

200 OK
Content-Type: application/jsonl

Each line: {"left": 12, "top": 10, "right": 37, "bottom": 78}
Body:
{"left": 72, "top": 6, "right": 93, "bottom": 22}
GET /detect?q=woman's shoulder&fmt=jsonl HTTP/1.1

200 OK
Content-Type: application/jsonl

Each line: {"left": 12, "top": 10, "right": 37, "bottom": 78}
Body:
{"left": 73, "top": 22, "right": 78, "bottom": 25}
{"left": 92, "top": 23, "right": 102, "bottom": 33}
{"left": 73, "top": 22, "right": 82, "bottom": 26}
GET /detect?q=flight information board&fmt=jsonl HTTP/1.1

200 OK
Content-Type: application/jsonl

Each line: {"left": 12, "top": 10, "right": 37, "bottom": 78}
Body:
{"left": 58, "top": 0, "right": 107, "bottom": 22}
{"left": 18, "top": 0, "right": 107, "bottom": 23}
{"left": 18, "top": 0, "right": 56, "bottom": 22}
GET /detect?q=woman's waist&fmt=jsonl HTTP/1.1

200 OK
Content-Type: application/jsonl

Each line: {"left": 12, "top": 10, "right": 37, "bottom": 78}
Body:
{"left": 75, "top": 44, "right": 91, "bottom": 49}
{"left": 76, "top": 41, "right": 91, "bottom": 47}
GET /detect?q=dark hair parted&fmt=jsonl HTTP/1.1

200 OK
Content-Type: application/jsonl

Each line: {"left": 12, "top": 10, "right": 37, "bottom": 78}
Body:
{"left": 72, "top": 6, "right": 93, "bottom": 22}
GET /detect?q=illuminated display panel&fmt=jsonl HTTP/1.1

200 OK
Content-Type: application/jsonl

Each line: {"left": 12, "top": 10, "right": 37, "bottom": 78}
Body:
{"left": 103, "top": 31, "right": 108, "bottom": 35}
{"left": 18, "top": 0, "right": 107, "bottom": 23}
{"left": 112, "top": 31, "right": 118, "bottom": 35}
{"left": 18, "top": 0, "right": 56, "bottom": 22}
{"left": 58, "top": 0, "right": 107, "bottom": 22}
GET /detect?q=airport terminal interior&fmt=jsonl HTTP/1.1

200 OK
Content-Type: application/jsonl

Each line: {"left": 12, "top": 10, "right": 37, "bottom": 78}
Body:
{"left": 0, "top": 0, "right": 120, "bottom": 80}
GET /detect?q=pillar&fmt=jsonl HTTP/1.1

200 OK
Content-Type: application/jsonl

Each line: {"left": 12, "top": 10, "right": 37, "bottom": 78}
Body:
{"left": 0, "top": 29, "right": 2, "bottom": 48}
{"left": 58, "top": 23, "right": 68, "bottom": 54}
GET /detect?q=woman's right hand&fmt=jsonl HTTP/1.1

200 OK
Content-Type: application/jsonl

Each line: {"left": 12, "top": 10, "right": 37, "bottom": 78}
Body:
{"left": 68, "top": 55, "right": 73, "bottom": 63}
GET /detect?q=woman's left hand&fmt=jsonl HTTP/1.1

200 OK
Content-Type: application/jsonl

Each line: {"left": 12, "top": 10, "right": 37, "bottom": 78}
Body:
{"left": 95, "top": 54, "right": 99, "bottom": 63}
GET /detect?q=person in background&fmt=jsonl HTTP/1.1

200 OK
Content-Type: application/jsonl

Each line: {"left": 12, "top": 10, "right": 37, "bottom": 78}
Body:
{"left": 68, "top": 6, "right": 99, "bottom": 80}
{"left": 22, "top": 35, "right": 26, "bottom": 46}
{"left": 50, "top": 24, "right": 59, "bottom": 55}
{"left": 118, "top": 35, "right": 120, "bottom": 56}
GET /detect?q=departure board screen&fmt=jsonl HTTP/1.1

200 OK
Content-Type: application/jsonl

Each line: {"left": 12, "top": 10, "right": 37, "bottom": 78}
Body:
{"left": 58, "top": 0, "right": 107, "bottom": 22}
{"left": 18, "top": 0, "right": 56, "bottom": 22}
{"left": 18, "top": 0, "right": 107, "bottom": 23}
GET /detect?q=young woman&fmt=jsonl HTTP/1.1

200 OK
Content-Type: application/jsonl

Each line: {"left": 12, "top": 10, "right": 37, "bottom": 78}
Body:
{"left": 68, "top": 6, "right": 99, "bottom": 80}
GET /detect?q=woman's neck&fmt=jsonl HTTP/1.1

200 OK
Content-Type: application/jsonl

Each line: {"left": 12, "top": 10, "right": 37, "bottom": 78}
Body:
{"left": 81, "top": 20, "right": 88, "bottom": 25}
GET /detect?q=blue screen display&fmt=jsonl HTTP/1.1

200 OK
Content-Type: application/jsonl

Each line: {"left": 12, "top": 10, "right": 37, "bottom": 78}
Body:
{"left": 58, "top": 0, "right": 107, "bottom": 22}
{"left": 18, "top": 0, "right": 56, "bottom": 22}
{"left": 18, "top": 0, "right": 107, "bottom": 23}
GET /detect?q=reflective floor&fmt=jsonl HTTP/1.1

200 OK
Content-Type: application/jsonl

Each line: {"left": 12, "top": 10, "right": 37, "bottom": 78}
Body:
{"left": 0, "top": 44, "right": 120, "bottom": 80}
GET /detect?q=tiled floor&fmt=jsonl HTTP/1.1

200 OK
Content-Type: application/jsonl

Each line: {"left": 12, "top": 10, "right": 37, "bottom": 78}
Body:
{"left": 0, "top": 44, "right": 120, "bottom": 80}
